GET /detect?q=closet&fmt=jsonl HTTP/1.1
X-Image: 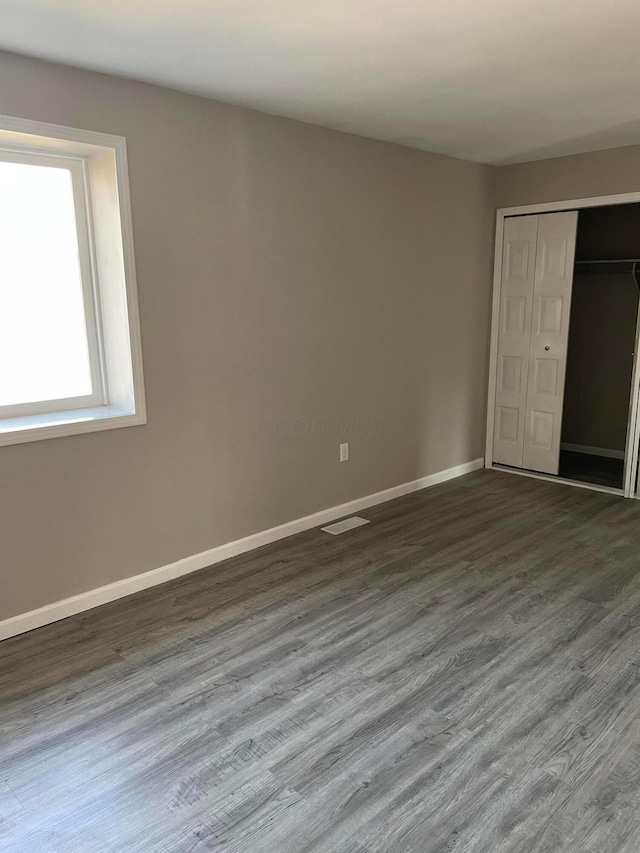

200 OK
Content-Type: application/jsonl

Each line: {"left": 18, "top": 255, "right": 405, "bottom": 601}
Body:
{"left": 490, "top": 202, "right": 640, "bottom": 493}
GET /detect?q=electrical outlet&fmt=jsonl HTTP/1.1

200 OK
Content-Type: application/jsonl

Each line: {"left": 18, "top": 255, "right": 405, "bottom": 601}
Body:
{"left": 340, "top": 442, "right": 349, "bottom": 462}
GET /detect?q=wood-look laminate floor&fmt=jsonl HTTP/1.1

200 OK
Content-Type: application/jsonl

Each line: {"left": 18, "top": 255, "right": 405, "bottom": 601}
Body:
{"left": 4, "top": 470, "right": 640, "bottom": 852}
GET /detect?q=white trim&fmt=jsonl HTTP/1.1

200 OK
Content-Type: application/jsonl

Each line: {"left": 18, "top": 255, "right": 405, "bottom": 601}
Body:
{"left": 71, "top": 155, "right": 107, "bottom": 407}
{"left": 112, "top": 133, "right": 146, "bottom": 427}
{"left": 625, "top": 295, "right": 640, "bottom": 496}
{"left": 498, "top": 191, "right": 640, "bottom": 218}
{"left": 560, "top": 442, "right": 625, "bottom": 460}
{"left": 0, "top": 406, "right": 146, "bottom": 446}
{"left": 492, "top": 464, "right": 624, "bottom": 496}
{"left": 0, "top": 113, "right": 130, "bottom": 153}
{"left": 486, "top": 188, "right": 640, "bottom": 497}
{"left": 0, "top": 457, "right": 484, "bottom": 641}
{"left": 484, "top": 210, "right": 504, "bottom": 465}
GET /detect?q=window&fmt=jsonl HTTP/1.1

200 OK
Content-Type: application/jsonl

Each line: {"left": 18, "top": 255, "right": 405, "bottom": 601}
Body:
{"left": 0, "top": 153, "right": 103, "bottom": 416}
{"left": 0, "top": 116, "right": 145, "bottom": 445}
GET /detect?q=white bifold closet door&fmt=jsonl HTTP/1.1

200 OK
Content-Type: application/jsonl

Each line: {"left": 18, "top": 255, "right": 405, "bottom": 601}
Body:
{"left": 493, "top": 211, "right": 578, "bottom": 475}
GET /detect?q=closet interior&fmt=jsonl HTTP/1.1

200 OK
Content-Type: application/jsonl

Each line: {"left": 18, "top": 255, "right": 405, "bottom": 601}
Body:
{"left": 491, "top": 202, "right": 640, "bottom": 493}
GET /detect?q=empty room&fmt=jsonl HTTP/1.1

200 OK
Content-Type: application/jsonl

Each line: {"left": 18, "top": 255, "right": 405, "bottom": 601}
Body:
{"left": 3, "top": 1, "right": 640, "bottom": 851}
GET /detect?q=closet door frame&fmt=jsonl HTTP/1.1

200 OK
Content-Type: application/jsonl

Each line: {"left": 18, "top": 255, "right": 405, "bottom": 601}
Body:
{"left": 624, "top": 298, "right": 640, "bottom": 497}
{"left": 485, "top": 190, "right": 640, "bottom": 499}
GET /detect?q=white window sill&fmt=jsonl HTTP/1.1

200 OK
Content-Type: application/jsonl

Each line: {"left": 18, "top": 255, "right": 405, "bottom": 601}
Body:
{"left": 0, "top": 406, "right": 146, "bottom": 446}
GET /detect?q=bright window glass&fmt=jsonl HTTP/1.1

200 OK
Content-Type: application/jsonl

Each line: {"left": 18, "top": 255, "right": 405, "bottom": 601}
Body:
{"left": 0, "top": 159, "right": 93, "bottom": 408}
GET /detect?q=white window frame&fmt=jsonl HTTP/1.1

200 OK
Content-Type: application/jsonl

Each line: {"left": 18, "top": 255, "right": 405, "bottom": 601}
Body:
{"left": 0, "top": 115, "right": 146, "bottom": 446}
{"left": 0, "top": 148, "right": 106, "bottom": 418}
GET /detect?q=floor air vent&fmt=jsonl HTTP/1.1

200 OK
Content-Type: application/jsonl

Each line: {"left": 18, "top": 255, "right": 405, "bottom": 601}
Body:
{"left": 321, "top": 516, "right": 370, "bottom": 535}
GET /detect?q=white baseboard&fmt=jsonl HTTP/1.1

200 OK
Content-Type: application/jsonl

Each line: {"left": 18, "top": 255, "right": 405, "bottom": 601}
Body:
{"left": 0, "top": 457, "right": 483, "bottom": 642}
{"left": 560, "top": 442, "right": 625, "bottom": 460}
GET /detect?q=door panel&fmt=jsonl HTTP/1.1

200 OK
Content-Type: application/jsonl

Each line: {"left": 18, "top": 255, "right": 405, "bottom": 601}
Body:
{"left": 530, "top": 410, "right": 554, "bottom": 448}
{"left": 522, "top": 211, "right": 578, "bottom": 474}
{"left": 493, "top": 215, "right": 538, "bottom": 467}
{"left": 497, "top": 406, "right": 520, "bottom": 443}
{"left": 538, "top": 296, "right": 563, "bottom": 334}
{"left": 501, "top": 355, "right": 522, "bottom": 392}
{"left": 533, "top": 358, "right": 558, "bottom": 396}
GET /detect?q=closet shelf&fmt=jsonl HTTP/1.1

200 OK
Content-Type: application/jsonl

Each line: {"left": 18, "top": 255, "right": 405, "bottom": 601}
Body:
{"left": 574, "top": 259, "right": 640, "bottom": 290}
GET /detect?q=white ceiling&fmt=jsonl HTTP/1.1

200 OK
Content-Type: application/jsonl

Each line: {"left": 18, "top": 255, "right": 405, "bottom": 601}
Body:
{"left": 1, "top": 0, "right": 640, "bottom": 164}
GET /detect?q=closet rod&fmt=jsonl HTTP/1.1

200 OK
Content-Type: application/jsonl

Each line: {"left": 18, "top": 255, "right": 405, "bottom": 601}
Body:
{"left": 574, "top": 259, "right": 640, "bottom": 292}
{"left": 574, "top": 259, "right": 640, "bottom": 264}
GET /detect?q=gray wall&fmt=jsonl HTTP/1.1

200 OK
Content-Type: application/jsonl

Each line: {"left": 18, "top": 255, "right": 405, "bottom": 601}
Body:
{"left": 494, "top": 145, "right": 640, "bottom": 208}
{"left": 0, "top": 51, "right": 494, "bottom": 622}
